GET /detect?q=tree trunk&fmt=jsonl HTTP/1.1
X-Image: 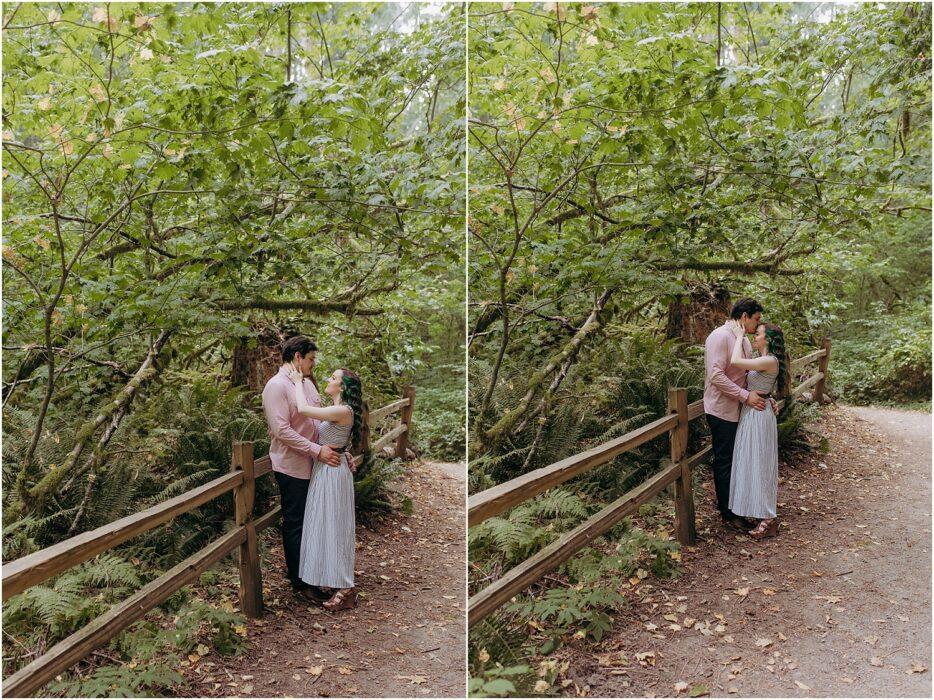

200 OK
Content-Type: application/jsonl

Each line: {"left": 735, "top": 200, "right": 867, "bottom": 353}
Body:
{"left": 665, "top": 283, "right": 731, "bottom": 344}
{"left": 230, "top": 323, "right": 317, "bottom": 395}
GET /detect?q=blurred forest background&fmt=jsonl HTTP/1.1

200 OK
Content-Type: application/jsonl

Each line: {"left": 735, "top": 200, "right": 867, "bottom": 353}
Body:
{"left": 2, "top": 2, "right": 464, "bottom": 695}
{"left": 467, "top": 2, "right": 930, "bottom": 693}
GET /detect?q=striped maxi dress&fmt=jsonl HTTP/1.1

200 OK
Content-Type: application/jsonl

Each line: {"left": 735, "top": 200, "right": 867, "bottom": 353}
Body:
{"left": 299, "top": 420, "right": 355, "bottom": 588}
{"left": 728, "top": 367, "right": 780, "bottom": 519}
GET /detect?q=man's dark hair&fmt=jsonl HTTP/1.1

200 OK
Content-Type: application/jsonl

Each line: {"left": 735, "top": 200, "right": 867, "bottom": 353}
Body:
{"left": 281, "top": 335, "right": 318, "bottom": 363}
{"left": 730, "top": 298, "right": 764, "bottom": 320}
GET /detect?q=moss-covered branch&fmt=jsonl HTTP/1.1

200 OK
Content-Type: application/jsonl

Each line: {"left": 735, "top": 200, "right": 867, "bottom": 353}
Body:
{"left": 484, "top": 289, "right": 616, "bottom": 445}
{"left": 215, "top": 298, "right": 384, "bottom": 316}
{"left": 23, "top": 330, "right": 173, "bottom": 513}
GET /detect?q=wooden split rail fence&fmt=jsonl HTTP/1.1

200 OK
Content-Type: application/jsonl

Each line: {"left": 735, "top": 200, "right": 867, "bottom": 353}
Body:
{"left": 1, "top": 387, "right": 415, "bottom": 698}
{"left": 468, "top": 340, "right": 831, "bottom": 625}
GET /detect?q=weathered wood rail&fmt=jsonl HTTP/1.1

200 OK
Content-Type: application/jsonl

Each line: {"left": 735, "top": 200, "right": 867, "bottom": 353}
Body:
{"left": 468, "top": 340, "right": 830, "bottom": 625}
{"left": 1, "top": 387, "right": 415, "bottom": 698}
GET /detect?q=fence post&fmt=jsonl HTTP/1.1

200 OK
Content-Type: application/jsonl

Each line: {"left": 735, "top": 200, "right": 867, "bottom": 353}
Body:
{"left": 232, "top": 441, "right": 263, "bottom": 618}
{"left": 668, "top": 388, "right": 695, "bottom": 545}
{"left": 394, "top": 386, "right": 415, "bottom": 460}
{"left": 814, "top": 338, "right": 831, "bottom": 404}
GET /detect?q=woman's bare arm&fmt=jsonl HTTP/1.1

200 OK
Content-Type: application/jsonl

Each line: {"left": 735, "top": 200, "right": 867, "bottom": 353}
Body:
{"left": 290, "top": 371, "right": 353, "bottom": 423}
{"left": 730, "top": 334, "right": 779, "bottom": 372}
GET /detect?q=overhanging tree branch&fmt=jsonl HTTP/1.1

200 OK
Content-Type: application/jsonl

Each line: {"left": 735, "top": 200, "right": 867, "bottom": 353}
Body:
{"left": 215, "top": 298, "right": 384, "bottom": 316}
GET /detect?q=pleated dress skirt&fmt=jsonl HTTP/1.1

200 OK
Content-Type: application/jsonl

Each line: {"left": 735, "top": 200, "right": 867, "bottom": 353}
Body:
{"left": 299, "top": 421, "right": 355, "bottom": 588}
{"left": 728, "top": 402, "right": 779, "bottom": 519}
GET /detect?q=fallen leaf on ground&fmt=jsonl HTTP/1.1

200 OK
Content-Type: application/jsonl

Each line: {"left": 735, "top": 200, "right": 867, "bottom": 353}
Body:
{"left": 689, "top": 683, "right": 709, "bottom": 697}
{"left": 795, "top": 680, "right": 811, "bottom": 690}
{"left": 395, "top": 675, "right": 427, "bottom": 685}
{"left": 910, "top": 662, "right": 927, "bottom": 674}
{"left": 338, "top": 667, "right": 353, "bottom": 675}
{"left": 755, "top": 638, "right": 773, "bottom": 648}
{"left": 635, "top": 651, "right": 656, "bottom": 666}
{"left": 306, "top": 666, "right": 323, "bottom": 676}
{"left": 870, "top": 657, "right": 884, "bottom": 667}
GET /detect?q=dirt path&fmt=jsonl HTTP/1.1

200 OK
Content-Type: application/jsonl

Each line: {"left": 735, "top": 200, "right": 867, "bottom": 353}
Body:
{"left": 559, "top": 405, "right": 931, "bottom": 698}
{"left": 185, "top": 460, "right": 465, "bottom": 698}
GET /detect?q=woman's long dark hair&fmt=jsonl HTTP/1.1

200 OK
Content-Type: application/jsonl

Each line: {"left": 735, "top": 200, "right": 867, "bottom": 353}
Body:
{"left": 761, "top": 324, "right": 790, "bottom": 398}
{"left": 339, "top": 369, "right": 369, "bottom": 455}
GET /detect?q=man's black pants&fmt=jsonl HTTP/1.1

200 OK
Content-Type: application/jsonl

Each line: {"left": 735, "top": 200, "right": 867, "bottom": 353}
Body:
{"left": 274, "top": 471, "right": 310, "bottom": 589}
{"left": 706, "top": 414, "right": 738, "bottom": 518}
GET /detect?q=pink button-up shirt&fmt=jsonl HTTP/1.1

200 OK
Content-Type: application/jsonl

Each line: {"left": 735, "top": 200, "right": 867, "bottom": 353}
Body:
{"left": 261, "top": 365, "right": 322, "bottom": 479}
{"left": 703, "top": 322, "right": 752, "bottom": 422}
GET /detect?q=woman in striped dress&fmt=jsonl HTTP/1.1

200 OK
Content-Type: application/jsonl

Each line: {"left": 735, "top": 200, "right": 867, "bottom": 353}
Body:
{"left": 726, "top": 321, "right": 790, "bottom": 539}
{"left": 288, "top": 367, "right": 368, "bottom": 611}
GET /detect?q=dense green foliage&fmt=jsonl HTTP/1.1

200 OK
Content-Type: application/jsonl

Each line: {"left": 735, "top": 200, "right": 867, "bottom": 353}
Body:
{"left": 2, "top": 2, "right": 463, "bottom": 694}
{"left": 467, "top": 2, "right": 930, "bottom": 689}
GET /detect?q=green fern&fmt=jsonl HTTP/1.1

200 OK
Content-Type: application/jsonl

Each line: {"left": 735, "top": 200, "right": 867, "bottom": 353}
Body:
{"left": 143, "top": 468, "right": 220, "bottom": 507}
{"left": 59, "top": 554, "right": 143, "bottom": 590}
{"left": 49, "top": 661, "right": 184, "bottom": 698}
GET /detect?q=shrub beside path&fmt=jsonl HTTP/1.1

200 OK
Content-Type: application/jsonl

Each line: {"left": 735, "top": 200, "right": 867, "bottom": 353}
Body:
{"left": 558, "top": 405, "right": 931, "bottom": 697}
{"left": 183, "top": 459, "right": 466, "bottom": 698}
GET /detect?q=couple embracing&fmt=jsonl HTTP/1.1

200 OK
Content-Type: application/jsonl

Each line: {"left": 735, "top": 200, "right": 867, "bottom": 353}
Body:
{"left": 704, "top": 298, "right": 790, "bottom": 540}
{"left": 261, "top": 335, "right": 368, "bottom": 611}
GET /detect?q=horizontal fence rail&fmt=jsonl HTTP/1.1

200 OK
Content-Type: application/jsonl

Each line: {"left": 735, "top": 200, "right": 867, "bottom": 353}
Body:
{"left": 469, "top": 340, "right": 830, "bottom": 624}
{"left": 468, "top": 413, "right": 677, "bottom": 527}
{"left": 1, "top": 387, "right": 415, "bottom": 698}
{"left": 2, "top": 471, "right": 243, "bottom": 602}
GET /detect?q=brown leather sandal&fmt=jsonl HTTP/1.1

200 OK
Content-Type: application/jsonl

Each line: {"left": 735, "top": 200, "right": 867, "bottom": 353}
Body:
{"left": 748, "top": 518, "right": 779, "bottom": 539}
{"left": 323, "top": 587, "right": 357, "bottom": 611}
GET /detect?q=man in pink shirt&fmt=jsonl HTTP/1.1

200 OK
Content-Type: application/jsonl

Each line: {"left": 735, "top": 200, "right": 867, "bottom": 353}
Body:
{"left": 704, "top": 298, "right": 768, "bottom": 530}
{"left": 261, "top": 335, "right": 341, "bottom": 600}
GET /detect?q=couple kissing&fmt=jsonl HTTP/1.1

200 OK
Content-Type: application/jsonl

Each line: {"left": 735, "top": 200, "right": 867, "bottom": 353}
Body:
{"left": 704, "top": 298, "right": 790, "bottom": 540}
{"left": 261, "top": 335, "right": 368, "bottom": 611}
